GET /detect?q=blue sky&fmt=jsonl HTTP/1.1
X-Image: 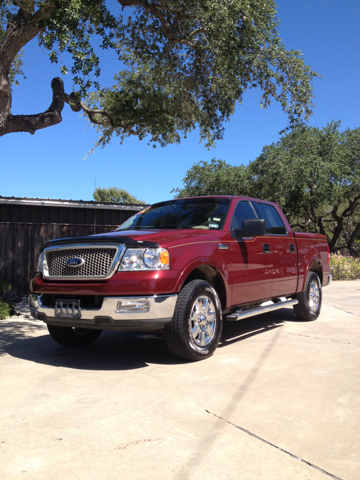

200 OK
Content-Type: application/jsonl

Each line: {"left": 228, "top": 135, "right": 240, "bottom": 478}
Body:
{"left": 0, "top": 0, "right": 359, "bottom": 204}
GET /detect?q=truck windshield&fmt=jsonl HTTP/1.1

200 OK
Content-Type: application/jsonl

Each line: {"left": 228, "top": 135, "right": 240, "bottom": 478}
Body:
{"left": 116, "top": 198, "right": 232, "bottom": 231}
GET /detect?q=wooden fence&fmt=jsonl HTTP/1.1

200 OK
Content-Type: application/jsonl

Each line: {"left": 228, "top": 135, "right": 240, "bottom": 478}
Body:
{"left": 0, "top": 223, "right": 115, "bottom": 299}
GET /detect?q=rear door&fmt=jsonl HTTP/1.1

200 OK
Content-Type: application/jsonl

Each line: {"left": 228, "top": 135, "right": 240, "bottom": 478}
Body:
{"left": 252, "top": 202, "right": 298, "bottom": 297}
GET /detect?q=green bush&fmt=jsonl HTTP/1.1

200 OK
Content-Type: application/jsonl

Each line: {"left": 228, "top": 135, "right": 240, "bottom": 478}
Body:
{"left": 0, "top": 280, "right": 11, "bottom": 298}
{"left": 0, "top": 280, "right": 13, "bottom": 319}
{"left": 330, "top": 254, "right": 360, "bottom": 280}
{"left": 0, "top": 299, "right": 13, "bottom": 319}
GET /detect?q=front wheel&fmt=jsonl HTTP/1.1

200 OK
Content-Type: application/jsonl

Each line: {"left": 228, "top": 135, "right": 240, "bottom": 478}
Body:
{"left": 164, "top": 280, "right": 223, "bottom": 361}
{"left": 293, "top": 272, "right": 322, "bottom": 321}
{"left": 47, "top": 325, "right": 102, "bottom": 347}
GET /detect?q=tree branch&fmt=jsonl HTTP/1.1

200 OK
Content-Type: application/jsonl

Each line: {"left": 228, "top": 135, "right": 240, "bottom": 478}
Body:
{"left": 0, "top": 5, "right": 49, "bottom": 71}
{"left": 0, "top": 77, "right": 65, "bottom": 135}
{"left": 78, "top": 100, "right": 115, "bottom": 128}
{"left": 64, "top": 94, "right": 138, "bottom": 135}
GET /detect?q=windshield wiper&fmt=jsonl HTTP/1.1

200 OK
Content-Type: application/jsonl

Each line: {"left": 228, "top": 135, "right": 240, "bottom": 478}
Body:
{"left": 116, "top": 225, "right": 155, "bottom": 231}
{"left": 157, "top": 224, "right": 193, "bottom": 229}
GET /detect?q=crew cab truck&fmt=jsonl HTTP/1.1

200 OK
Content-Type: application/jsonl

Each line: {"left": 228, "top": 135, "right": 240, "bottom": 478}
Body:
{"left": 29, "top": 196, "right": 332, "bottom": 361}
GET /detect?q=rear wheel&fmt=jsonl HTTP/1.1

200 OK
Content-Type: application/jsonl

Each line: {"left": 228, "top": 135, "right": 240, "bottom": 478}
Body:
{"left": 164, "top": 280, "right": 223, "bottom": 361}
{"left": 293, "top": 272, "right": 322, "bottom": 321}
{"left": 47, "top": 325, "right": 102, "bottom": 347}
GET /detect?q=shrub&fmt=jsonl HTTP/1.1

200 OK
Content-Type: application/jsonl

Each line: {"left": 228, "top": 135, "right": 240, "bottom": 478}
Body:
{"left": 330, "top": 254, "right": 360, "bottom": 280}
{"left": 0, "top": 280, "right": 13, "bottom": 319}
{"left": 0, "top": 300, "right": 13, "bottom": 319}
{"left": 0, "top": 280, "right": 11, "bottom": 299}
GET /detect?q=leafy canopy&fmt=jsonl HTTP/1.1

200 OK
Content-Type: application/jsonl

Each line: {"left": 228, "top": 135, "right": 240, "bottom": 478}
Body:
{"left": 248, "top": 122, "right": 360, "bottom": 221}
{"left": 1, "top": 1, "right": 319, "bottom": 147}
{"left": 93, "top": 187, "right": 145, "bottom": 204}
{"left": 174, "top": 122, "right": 360, "bottom": 253}
{"left": 172, "top": 158, "right": 251, "bottom": 198}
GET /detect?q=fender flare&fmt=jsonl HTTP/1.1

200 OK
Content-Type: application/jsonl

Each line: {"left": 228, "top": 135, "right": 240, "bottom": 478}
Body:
{"left": 175, "top": 258, "right": 230, "bottom": 308}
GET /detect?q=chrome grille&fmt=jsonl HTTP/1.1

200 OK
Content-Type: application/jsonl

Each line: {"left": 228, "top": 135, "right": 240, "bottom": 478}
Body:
{"left": 47, "top": 247, "right": 118, "bottom": 278}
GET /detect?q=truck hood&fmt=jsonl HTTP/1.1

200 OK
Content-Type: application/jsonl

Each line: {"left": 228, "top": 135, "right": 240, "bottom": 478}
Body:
{"left": 42, "top": 229, "right": 223, "bottom": 250}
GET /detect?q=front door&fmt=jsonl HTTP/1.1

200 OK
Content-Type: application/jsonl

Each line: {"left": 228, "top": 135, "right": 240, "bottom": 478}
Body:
{"left": 229, "top": 201, "right": 272, "bottom": 306}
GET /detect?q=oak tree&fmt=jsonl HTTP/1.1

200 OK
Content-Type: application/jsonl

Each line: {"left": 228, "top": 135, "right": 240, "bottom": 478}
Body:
{"left": 249, "top": 122, "right": 360, "bottom": 253}
{"left": 175, "top": 123, "right": 360, "bottom": 254}
{"left": 93, "top": 186, "right": 145, "bottom": 204}
{"left": 172, "top": 158, "right": 251, "bottom": 198}
{"left": 1, "top": 1, "right": 318, "bottom": 148}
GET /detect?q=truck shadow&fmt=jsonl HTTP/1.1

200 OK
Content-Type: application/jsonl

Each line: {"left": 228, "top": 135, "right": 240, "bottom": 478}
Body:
{"left": 4, "top": 308, "right": 299, "bottom": 371}
{"left": 220, "top": 307, "right": 298, "bottom": 347}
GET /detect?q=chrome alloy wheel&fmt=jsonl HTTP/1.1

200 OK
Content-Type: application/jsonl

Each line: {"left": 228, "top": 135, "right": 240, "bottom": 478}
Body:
{"left": 189, "top": 295, "right": 217, "bottom": 347}
{"left": 309, "top": 280, "right": 320, "bottom": 314}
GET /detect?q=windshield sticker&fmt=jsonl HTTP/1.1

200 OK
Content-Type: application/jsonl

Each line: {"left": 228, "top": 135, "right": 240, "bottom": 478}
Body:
{"left": 209, "top": 223, "right": 219, "bottom": 229}
{"left": 213, "top": 217, "right": 221, "bottom": 222}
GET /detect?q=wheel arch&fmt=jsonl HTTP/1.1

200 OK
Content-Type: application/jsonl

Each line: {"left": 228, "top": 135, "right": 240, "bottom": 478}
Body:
{"left": 180, "top": 264, "right": 228, "bottom": 311}
{"left": 308, "top": 260, "right": 323, "bottom": 284}
{"left": 298, "top": 256, "right": 324, "bottom": 292}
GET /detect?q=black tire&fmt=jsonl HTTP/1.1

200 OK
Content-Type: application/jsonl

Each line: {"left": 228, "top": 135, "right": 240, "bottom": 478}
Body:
{"left": 293, "top": 271, "right": 322, "bottom": 321}
{"left": 47, "top": 325, "right": 102, "bottom": 347}
{"left": 164, "top": 280, "right": 223, "bottom": 361}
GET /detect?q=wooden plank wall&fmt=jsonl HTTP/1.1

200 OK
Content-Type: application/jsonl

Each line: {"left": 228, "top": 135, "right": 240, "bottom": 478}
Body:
{"left": 0, "top": 223, "right": 115, "bottom": 299}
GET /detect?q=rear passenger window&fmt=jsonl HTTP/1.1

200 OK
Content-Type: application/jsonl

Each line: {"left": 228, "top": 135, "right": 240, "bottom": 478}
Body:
{"left": 230, "top": 201, "right": 257, "bottom": 230}
{"left": 253, "top": 203, "right": 287, "bottom": 235}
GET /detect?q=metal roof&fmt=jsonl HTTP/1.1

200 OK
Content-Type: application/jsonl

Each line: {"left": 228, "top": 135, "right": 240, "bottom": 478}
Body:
{"left": 0, "top": 196, "right": 146, "bottom": 211}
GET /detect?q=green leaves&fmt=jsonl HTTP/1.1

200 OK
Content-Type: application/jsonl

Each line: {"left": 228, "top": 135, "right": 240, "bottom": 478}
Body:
{"left": 2, "top": 1, "right": 319, "bottom": 146}
{"left": 86, "top": 0, "right": 319, "bottom": 147}
{"left": 173, "top": 158, "right": 251, "bottom": 198}
{"left": 174, "top": 123, "right": 360, "bottom": 253}
{"left": 93, "top": 187, "right": 145, "bottom": 205}
{"left": 248, "top": 122, "right": 360, "bottom": 225}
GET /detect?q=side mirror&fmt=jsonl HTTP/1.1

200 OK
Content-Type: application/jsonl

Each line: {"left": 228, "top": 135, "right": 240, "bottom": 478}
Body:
{"left": 233, "top": 219, "right": 266, "bottom": 238}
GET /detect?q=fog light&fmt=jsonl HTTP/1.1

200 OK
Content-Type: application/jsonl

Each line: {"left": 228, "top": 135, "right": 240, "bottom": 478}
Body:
{"left": 29, "top": 294, "right": 38, "bottom": 307}
{"left": 116, "top": 300, "right": 150, "bottom": 313}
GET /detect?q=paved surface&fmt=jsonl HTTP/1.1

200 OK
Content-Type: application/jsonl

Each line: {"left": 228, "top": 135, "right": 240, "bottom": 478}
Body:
{"left": 1, "top": 281, "right": 360, "bottom": 480}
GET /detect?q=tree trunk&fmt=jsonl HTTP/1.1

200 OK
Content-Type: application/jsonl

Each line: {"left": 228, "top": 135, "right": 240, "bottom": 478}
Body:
{"left": 0, "top": 65, "right": 11, "bottom": 133}
{"left": 329, "top": 219, "right": 344, "bottom": 252}
{"left": 347, "top": 221, "right": 360, "bottom": 256}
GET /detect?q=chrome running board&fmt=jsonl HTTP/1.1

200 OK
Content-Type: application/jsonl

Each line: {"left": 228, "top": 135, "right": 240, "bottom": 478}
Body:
{"left": 225, "top": 299, "right": 299, "bottom": 322}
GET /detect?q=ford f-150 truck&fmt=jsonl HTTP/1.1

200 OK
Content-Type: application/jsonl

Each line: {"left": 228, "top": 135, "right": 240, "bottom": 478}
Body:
{"left": 29, "top": 196, "right": 332, "bottom": 361}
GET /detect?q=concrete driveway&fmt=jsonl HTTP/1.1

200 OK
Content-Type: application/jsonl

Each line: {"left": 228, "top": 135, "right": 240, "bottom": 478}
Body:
{"left": 1, "top": 281, "right": 359, "bottom": 480}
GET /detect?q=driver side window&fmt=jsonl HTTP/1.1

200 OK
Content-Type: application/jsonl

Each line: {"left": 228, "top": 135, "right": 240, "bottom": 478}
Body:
{"left": 230, "top": 201, "right": 257, "bottom": 230}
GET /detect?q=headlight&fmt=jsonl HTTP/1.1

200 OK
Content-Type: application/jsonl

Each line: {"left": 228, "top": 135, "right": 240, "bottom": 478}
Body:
{"left": 36, "top": 252, "right": 44, "bottom": 272}
{"left": 119, "top": 248, "right": 170, "bottom": 271}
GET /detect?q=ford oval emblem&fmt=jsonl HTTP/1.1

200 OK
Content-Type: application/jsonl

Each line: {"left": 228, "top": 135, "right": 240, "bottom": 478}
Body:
{"left": 66, "top": 257, "right": 85, "bottom": 267}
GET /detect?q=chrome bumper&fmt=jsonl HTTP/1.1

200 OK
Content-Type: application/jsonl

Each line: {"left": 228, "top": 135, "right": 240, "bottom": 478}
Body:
{"left": 29, "top": 294, "right": 177, "bottom": 331}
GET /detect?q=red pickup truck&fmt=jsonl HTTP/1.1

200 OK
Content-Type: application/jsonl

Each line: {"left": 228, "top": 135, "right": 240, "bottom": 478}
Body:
{"left": 29, "top": 196, "right": 332, "bottom": 361}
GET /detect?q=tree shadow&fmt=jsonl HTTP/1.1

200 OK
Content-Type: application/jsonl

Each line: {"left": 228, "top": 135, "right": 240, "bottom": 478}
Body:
{"left": 175, "top": 316, "right": 286, "bottom": 480}
{"left": 2, "top": 307, "right": 299, "bottom": 371}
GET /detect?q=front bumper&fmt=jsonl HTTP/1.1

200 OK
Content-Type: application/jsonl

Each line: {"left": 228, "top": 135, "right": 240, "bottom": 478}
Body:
{"left": 29, "top": 294, "right": 177, "bottom": 331}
